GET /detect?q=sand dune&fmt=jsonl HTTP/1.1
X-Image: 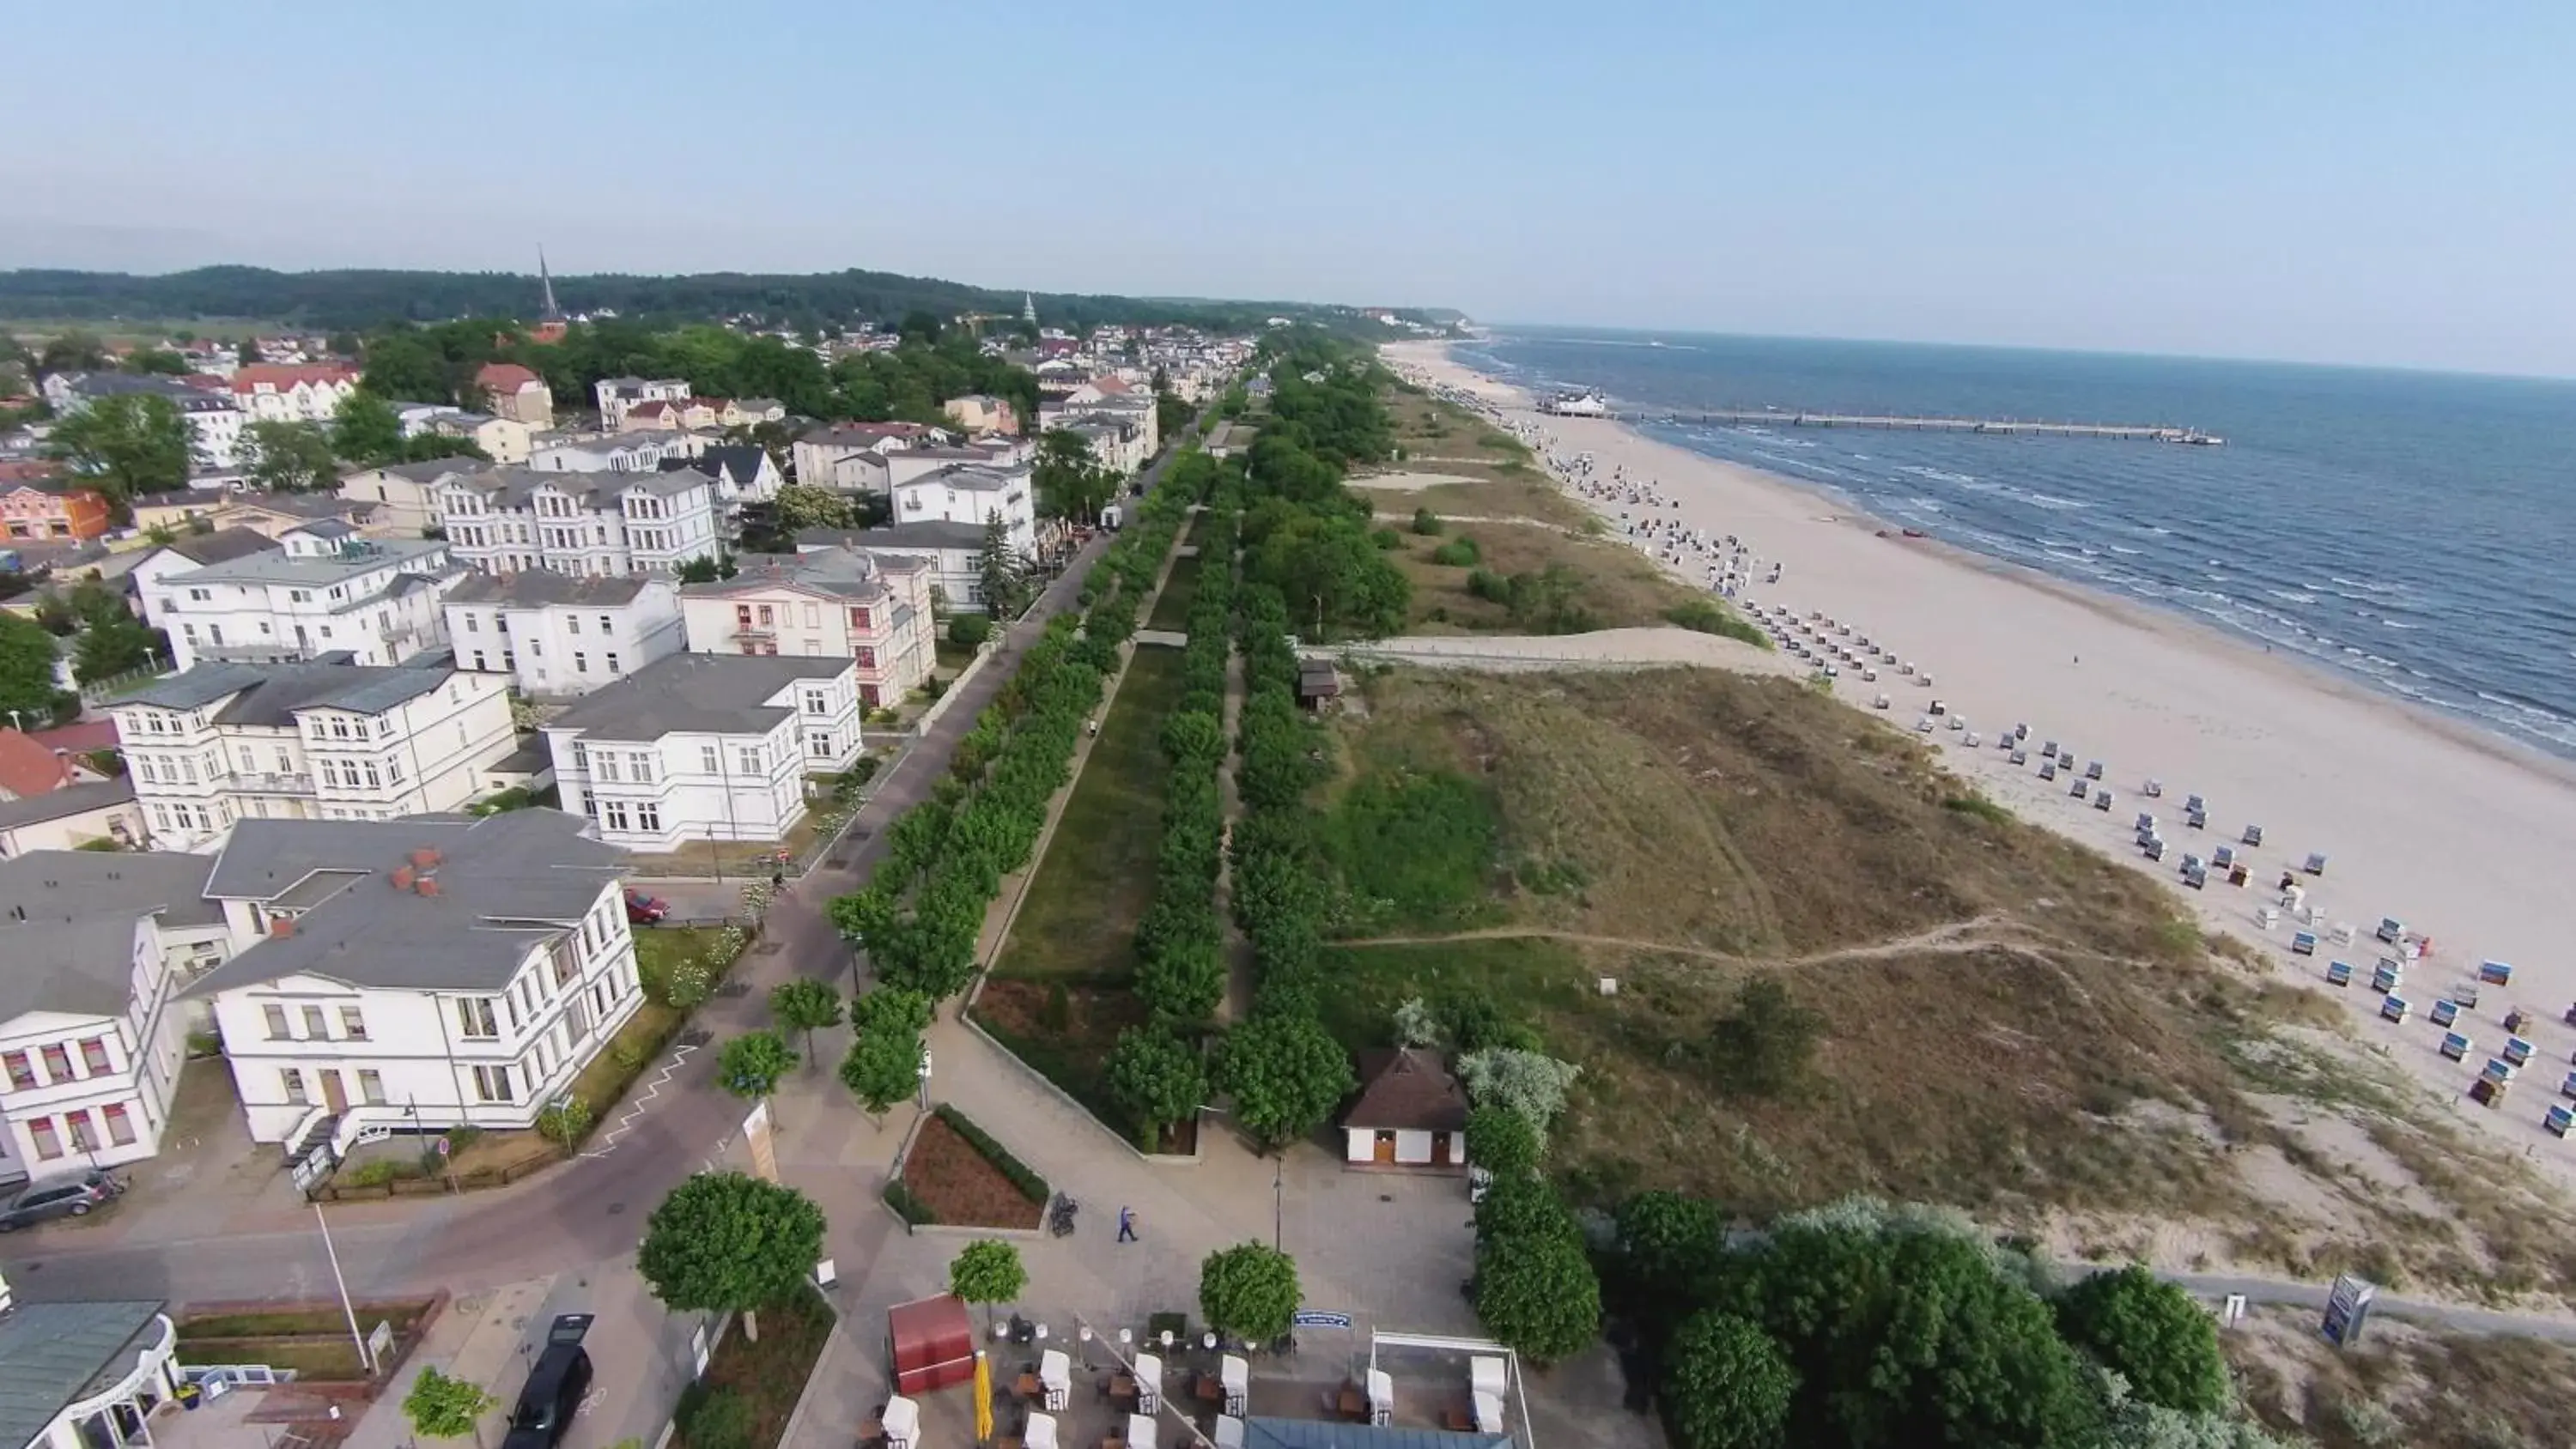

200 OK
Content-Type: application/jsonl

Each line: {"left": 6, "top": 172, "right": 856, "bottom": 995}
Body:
{"left": 1384, "top": 338, "right": 2576, "bottom": 1177}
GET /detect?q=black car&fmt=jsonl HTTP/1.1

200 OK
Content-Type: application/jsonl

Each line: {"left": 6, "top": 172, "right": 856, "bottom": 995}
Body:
{"left": 501, "top": 1314, "right": 595, "bottom": 1449}
{"left": 0, "top": 1171, "right": 118, "bottom": 1231}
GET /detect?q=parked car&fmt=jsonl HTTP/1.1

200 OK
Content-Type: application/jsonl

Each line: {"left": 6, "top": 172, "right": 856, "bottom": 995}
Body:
{"left": 624, "top": 889, "right": 669, "bottom": 925}
{"left": 0, "top": 1170, "right": 119, "bottom": 1232}
{"left": 501, "top": 1314, "right": 596, "bottom": 1449}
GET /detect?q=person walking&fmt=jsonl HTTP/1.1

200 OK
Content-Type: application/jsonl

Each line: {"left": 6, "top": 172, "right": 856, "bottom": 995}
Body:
{"left": 1117, "top": 1206, "right": 1137, "bottom": 1243}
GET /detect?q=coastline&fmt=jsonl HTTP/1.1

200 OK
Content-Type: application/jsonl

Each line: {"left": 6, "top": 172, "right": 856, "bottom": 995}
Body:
{"left": 1386, "top": 336, "right": 2576, "bottom": 1175}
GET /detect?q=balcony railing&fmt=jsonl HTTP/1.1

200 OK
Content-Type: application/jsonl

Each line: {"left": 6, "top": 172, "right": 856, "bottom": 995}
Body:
{"left": 234, "top": 772, "right": 318, "bottom": 796}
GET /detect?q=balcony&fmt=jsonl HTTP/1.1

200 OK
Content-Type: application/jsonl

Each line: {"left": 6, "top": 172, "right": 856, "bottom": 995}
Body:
{"left": 234, "top": 771, "right": 319, "bottom": 796}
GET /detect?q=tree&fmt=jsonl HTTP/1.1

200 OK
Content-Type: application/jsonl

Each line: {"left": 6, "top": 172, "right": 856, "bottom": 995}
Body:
{"left": 1662, "top": 1312, "right": 1795, "bottom": 1449}
{"left": 1456, "top": 1047, "right": 1581, "bottom": 1142}
{"left": 0, "top": 614, "right": 70, "bottom": 728}
{"left": 1199, "top": 1242, "right": 1301, "bottom": 1345}
{"left": 1706, "top": 976, "right": 1825, "bottom": 1098}
{"left": 38, "top": 332, "right": 110, "bottom": 376}
{"left": 677, "top": 554, "right": 738, "bottom": 584}
{"left": 637, "top": 1171, "right": 825, "bottom": 1343}
{"left": 240, "top": 420, "right": 341, "bottom": 492}
{"left": 1102, "top": 1027, "right": 1207, "bottom": 1151}
{"left": 946, "top": 613, "right": 993, "bottom": 650}
{"left": 534, "top": 1097, "right": 594, "bottom": 1152}
{"left": 841, "top": 986, "right": 933, "bottom": 1120}
{"left": 976, "top": 512, "right": 1026, "bottom": 617}
{"left": 235, "top": 337, "right": 260, "bottom": 367}
{"left": 947, "top": 1239, "right": 1029, "bottom": 1328}
{"left": 68, "top": 579, "right": 161, "bottom": 684}
{"left": 1462, "top": 1105, "right": 1540, "bottom": 1180}
{"left": 717, "top": 1030, "right": 799, "bottom": 1103}
{"left": 2054, "top": 1267, "right": 2230, "bottom": 1416}
{"left": 330, "top": 391, "right": 405, "bottom": 465}
{"left": 1212, "top": 1012, "right": 1354, "bottom": 1153}
{"left": 1033, "top": 428, "right": 1119, "bottom": 524}
{"left": 1613, "top": 1191, "right": 1727, "bottom": 1323}
{"left": 46, "top": 393, "right": 190, "bottom": 511}
{"left": 1473, "top": 1225, "right": 1601, "bottom": 1362}
{"left": 769, "top": 483, "right": 855, "bottom": 534}
{"left": 122, "top": 349, "right": 189, "bottom": 376}
{"left": 402, "top": 1366, "right": 498, "bottom": 1446}
{"left": 768, "top": 979, "right": 845, "bottom": 1063}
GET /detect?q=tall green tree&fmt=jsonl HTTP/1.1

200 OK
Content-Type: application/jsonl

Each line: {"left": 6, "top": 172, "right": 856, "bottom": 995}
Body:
{"left": 1102, "top": 1027, "right": 1207, "bottom": 1152}
{"left": 39, "top": 332, "right": 110, "bottom": 375}
{"left": 0, "top": 613, "right": 69, "bottom": 727}
{"left": 330, "top": 391, "right": 405, "bottom": 465}
{"left": 767, "top": 979, "right": 845, "bottom": 1064}
{"left": 68, "top": 579, "right": 160, "bottom": 684}
{"left": 1211, "top": 1011, "right": 1353, "bottom": 1153}
{"left": 1462, "top": 1104, "right": 1540, "bottom": 1180}
{"left": 240, "top": 420, "right": 341, "bottom": 492}
{"left": 976, "top": 512, "right": 1025, "bottom": 616}
{"left": 122, "top": 349, "right": 189, "bottom": 376}
{"left": 840, "top": 987, "right": 933, "bottom": 1121}
{"left": 636, "top": 1171, "right": 825, "bottom": 1343}
{"left": 46, "top": 394, "right": 190, "bottom": 511}
{"left": 401, "top": 1367, "right": 497, "bottom": 1446}
{"left": 2053, "top": 1267, "right": 2230, "bottom": 1416}
{"left": 1199, "top": 1242, "right": 1302, "bottom": 1344}
{"left": 947, "top": 1240, "right": 1029, "bottom": 1329}
{"left": 1473, "top": 1224, "right": 1602, "bottom": 1363}
{"left": 716, "top": 1030, "right": 799, "bottom": 1103}
{"left": 1662, "top": 1312, "right": 1795, "bottom": 1449}
{"left": 1706, "top": 976, "right": 1825, "bottom": 1098}
{"left": 769, "top": 483, "right": 854, "bottom": 534}
{"left": 1033, "top": 427, "right": 1119, "bottom": 523}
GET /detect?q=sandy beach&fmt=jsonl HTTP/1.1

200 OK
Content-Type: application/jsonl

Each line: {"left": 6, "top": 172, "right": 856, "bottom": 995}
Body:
{"left": 1384, "top": 337, "right": 2576, "bottom": 1173}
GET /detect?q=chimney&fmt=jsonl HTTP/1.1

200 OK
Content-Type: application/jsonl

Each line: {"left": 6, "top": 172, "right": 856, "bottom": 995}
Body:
{"left": 416, "top": 876, "right": 440, "bottom": 898}
{"left": 391, "top": 865, "right": 416, "bottom": 890}
{"left": 410, "top": 847, "right": 441, "bottom": 870}
{"left": 270, "top": 917, "right": 295, "bottom": 938}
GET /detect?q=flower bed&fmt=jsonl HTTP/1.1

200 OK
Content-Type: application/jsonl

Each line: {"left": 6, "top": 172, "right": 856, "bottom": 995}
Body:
{"left": 673, "top": 1285, "right": 834, "bottom": 1449}
{"left": 893, "top": 1106, "right": 1047, "bottom": 1229}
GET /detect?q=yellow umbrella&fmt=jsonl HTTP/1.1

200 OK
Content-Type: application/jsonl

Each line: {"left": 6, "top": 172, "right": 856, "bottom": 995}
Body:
{"left": 975, "top": 1349, "right": 995, "bottom": 1443}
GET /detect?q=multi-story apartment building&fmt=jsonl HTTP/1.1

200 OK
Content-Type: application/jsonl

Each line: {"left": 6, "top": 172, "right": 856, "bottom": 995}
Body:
{"left": 789, "top": 421, "right": 950, "bottom": 494}
{"left": 793, "top": 522, "right": 995, "bottom": 615}
{"left": 0, "top": 852, "right": 236, "bottom": 1181}
{"left": 148, "top": 523, "right": 464, "bottom": 671}
{"left": 676, "top": 548, "right": 933, "bottom": 706}
{"left": 443, "top": 571, "right": 686, "bottom": 698}
{"left": 109, "top": 662, "right": 519, "bottom": 852}
{"left": 182, "top": 811, "right": 643, "bottom": 1150}
{"left": 529, "top": 434, "right": 694, "bottom": 475}
{"left": 41, "top": 372, "right": 245, "bottom": 470}
{"left": 0, "top": 477, "right": 112, "bottom": 542}
{"left": 475, "top": 362, "right": 555, "bottom": 428}
{"left": 390, "top": 404, "right": 532, "bottom": 465}
{"left": 662, "top": 445, "right": 782, "bottom": 517}
{"left": 229, "top": 364, "right": 361, "bottom": 423}
{"left": 593, "top": 376, "right": 691, "bottom": 431}
{"left": 544, "top": 655, "right": 864, "bottom": 851}
{"left": 890, "top": 463, "right": 1036, "bottom": 553}
{"left": 438, "top": 466, "right": 723, "bottom": 578}
{"left": 337, "top": 458, "right": 494, "bottom": 537}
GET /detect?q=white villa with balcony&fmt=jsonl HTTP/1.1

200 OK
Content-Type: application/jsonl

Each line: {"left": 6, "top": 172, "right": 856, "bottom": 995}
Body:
{"left": 149, "top": 524, "right": 464, "bottom": 672}
{"left": 0, "top": 1292, "right": 181, "bottom": 1449}
{"left": 542, "top": 654, "right": 863, "bottom": 852}
{"left": 107, "top": 663, "right": 520, "bottom": 852}
{"left": 443, "top": 571, "right": 685, "bottom": 699}
{"left": 438, "top": 465, "right": 723, "bottom": 578}
{"left": 182, "top": 812, "right": 642, "bottom": 1155}
{"left": 677, "top": 547, "right": 933, "bottom": 706}
{"left": 889, "top": 462, "right": 1036, "bottom": 554}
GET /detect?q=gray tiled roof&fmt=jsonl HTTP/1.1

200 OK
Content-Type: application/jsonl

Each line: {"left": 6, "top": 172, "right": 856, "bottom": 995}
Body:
{"left": 160, "top": 527, "right": 279, "bottom": 567}
{"left": 547, "top": 653, "right": 848, "bottom": 743}
{"left": 166, "top": 535, "right": 448, "bottom": 588}
{"left": 677, "top": 548, "right": 887, "bottom": 603}
{"left": 0, "top": 1300, "right": 169, "bottom": 1449}
{"left": 446, "top": 570, "right": 655, "bottom": 608}
{"left": 0, "top": 776, "right": 138, "bottom": 834}
{"left": 186, "top": 810, "right": 623, "bottom": 996}
{"left": 0, "top": 916, "right": 142, "bottom": 1019}
{"left": 118, "top": 661, "right": 451, "bottom": 723}
{"left": 798, "top": 521, "right": 983, "bottom": 552}
{"left": 450, "top": 464, "right": 712, "bottom": 510}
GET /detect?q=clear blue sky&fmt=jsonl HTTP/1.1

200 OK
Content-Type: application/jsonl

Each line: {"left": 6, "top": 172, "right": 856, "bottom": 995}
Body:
{"left": 4, "top": 1, "right": 2571, "bottom": 376}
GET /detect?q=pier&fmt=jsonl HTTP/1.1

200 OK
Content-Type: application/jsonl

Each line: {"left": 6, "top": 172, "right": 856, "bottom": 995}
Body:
{"left": 1641, "top": 409, "right": 2223, "bottom": 446}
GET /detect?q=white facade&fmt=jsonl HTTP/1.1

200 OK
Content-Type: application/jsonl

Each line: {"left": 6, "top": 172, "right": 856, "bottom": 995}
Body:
{"left": 111, "top": 664, "right": 519, "bottom": 852}
{"left": 529, "top": 433, "right": 690, "bottom": 474}
{"left": 152, "top": 525, "right": 463, "bottom": 671}
{"left": 40, "top": 373, "right": 245, "bottom": 470}
{"left": 890, "top": 464, "right": 1036, "bottom": 553}
{"left": 594, "top": 377, "right": 691, "bottom": 431}
{"left": 3, "top": 1299, "right": 180, "bottom": 1449}
{"left": 445, "top": 573, "right": 686, "bottom": 699}
{"left": 0, "top": 918, "right": 187, "bottom": 1179}
{"left": 677, "top": 549, "right": 936, "bottom": 706}
{"left": 337, "top": 458, "right": 492, "bottom": 536}
{"left": 544, "top": 655, "right": 864, "bottom": 851}
{"left": 440, "top": 466, "right": 724, "bottom": 578}
{"left": 230, "top": 365, "right": 360, "bottom": 423}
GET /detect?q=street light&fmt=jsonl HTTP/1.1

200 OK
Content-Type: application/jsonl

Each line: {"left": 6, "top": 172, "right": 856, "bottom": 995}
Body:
{"left": 313, "top": 1201, "right": 377, "bottom": 1378}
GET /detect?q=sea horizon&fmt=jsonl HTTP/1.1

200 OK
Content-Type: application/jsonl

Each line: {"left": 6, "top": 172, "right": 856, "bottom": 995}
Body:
{"left": 1454, "top": 326, "right": 2576, "bottom": 762}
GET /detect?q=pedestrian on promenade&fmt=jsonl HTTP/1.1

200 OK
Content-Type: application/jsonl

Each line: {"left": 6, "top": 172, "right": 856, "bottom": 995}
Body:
{"left": 770, "top": 866, "right": 784, "bottom": 893}
{"left": 1118, "top": 1206, "right": 1137, "bottom": 1243}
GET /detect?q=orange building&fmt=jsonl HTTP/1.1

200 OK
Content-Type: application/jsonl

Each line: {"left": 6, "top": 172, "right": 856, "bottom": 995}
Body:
{"left": 0, "top": 478, "right": 112, "bottom": 542}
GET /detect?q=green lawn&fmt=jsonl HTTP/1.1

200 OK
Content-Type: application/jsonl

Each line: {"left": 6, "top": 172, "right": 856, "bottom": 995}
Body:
{"left": 992, "top": 646, "right": 1187, "bottom": 979}
{"left": 1146, "top": 534, "right": 1204, "bottom": 634}
{"left": 1313, "top": 937, "right": 1583, "bottom": 1055}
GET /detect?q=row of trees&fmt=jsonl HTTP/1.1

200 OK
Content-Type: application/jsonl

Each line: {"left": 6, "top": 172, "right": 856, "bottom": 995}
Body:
{"left": 1240, "top": 343, "right": 1409, "bottom": 641}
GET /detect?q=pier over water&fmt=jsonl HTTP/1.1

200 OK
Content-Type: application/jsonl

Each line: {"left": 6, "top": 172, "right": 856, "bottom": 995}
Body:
{"left": 1640, "top": 409, "right": 2224, "bottom": 446}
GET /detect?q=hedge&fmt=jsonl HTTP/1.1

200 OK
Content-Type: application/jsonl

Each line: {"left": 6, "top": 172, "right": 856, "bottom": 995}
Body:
{"left": 933, "top": 1104, "right": 1049, "bottom": 1205}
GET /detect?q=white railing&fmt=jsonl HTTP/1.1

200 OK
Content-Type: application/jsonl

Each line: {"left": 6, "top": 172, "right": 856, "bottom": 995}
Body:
{"left": 282, "top": 1105, "right": 332, "bottom": 1160}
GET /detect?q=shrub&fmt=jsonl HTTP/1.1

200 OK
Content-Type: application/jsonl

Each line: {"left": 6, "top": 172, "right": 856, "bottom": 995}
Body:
{"left": 1371, "top": 526, "right": 1405, "bottom": 550}
{"left": 1467, "top": 567, "right": 1510, "bottom": 603}
{"left": 882, "top": 1179, "right": 938, "bottom": 1225}
{"left": 1429, "top": 537, "right": 1480, "bottom": 567}
{"left": 679, "top": 1389, "right": 755, "bottom": 1449}
{"left": 947, "top": 614, "right": 993, "bottom": 649}
{"left": 932, "top": 1105, "right": 1048, "bottom": 1203}
{"left": 1411, "top": 507, "right": 1443, "bottom": 536}
{"left": 1662, "top": 597, "right": 1772, "bottom": 650}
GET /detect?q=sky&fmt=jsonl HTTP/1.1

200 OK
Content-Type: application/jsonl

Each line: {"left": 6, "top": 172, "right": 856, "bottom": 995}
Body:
{"left": 4, "top": 2, "right": 2573, "bottom": 376}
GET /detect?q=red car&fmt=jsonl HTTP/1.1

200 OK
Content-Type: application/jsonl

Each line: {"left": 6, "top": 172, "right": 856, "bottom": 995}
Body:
{"left": 624, "top": 889, "right": 669, "bottom": 925}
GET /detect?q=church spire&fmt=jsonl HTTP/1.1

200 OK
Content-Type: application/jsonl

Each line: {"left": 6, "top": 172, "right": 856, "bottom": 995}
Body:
{"left": 538, "top": 247, "right": 562, "bottom": 322}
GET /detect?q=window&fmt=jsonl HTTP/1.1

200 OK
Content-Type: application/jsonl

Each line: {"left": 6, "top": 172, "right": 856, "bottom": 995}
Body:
{"left": 598, "top": 755, "right": 619, "bottom": 783}
{"left": 472, "top": 651, "right": 487, "bottom": 670}
{"left": 455, "top": 997, "right": 499, "bottom": 1039}
{"left": 631, "top": 754, "right": 653, "bottom": 783}
{"left": 301, "top": 1004, "right": 328, "bottom": 1039}
{"left": 850, "top": 607, "right": 872, "bottom": 631}
{"left": 339, "top": 1005, "right": 368, "bottom": 1040}
{"left": 387, "top": 755, "right": 404, "bottom": 784}
{"left": 739, "top": 746, "right": 762, "bottom": 773}
{"left": 465, "top": 613, "right": 479, "bottom": 633}
{"left": 856, "top": 646, "right": 877, "bottom": 670}
{"left": 363, "top": 761, "right": 381, "bottom": 788}
{"left": 607, "top": 652, "right": 621, "bottom": 675}
{"left": 358, "top": 1069, "right": 386, "bottom": 1106}
{"left": 803, "top": 601, "right": 821, "bottom": 628}
{"left": 735, "top": 603, "right": 753, "bottom": 628}
{"left": 1, "top": 1051, "right": 32, "bottom": 1090}
{"left": 756, "top": 604, "right": 774, "bottom": 627}
{"left": 809, "top": 732, "right": 834, "bottom": 757}
{"left": 66, "top": 1111, "right": 97, "bottom": 1153}
{"left": 598, "top": 615, "right": 613, "bottom": 635}
{"left": 79, "top": 1038, "right": 110, "bottom": 1074}
{"left": 39, "top": 1045, "right": 70, "bottom": 1082}
{"left": 805, "top": 689, "right": 827, "bottom": 715}
{"left": 28, "top": 1119, "right": 59, "bottom": 1160}
{"left": 471, "top": 1064, "right": 515, "bottom": 1104}
{"left": 550, "top": 940, "right": 577, "bottom": 987}
{"left": 702, "top": 744, "right": 720, "bottom": 773}
{"left": 103, "top": 1103, "right": 136, "bottom": 1146}
{"left": 567, "top": 615, "right": 580, "bottom": 634}
{"left": 605, "top": 800, "right": 631, "bottom": 831}
{"left": 636, "top": 802, "right": 660, "bottom": 832}
{"left": 574, "top": 652, "right": 587, "bottom": 674}
{"left": 282, "top": 1068, "right": 308, "bottom": 1105}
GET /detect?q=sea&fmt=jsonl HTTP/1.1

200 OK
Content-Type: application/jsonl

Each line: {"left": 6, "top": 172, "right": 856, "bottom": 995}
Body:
{"left": 1455, "top": 328, "right": 2576, "bottom": 761}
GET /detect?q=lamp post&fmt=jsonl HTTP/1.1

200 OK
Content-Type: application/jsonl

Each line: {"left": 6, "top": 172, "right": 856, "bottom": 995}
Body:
{"left": 314, "top": 1201, "right": 376, "bottom": 1377}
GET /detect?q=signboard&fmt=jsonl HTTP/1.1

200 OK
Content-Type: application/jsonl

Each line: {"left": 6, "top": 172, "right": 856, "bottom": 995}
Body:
{"left": 367, "top": 1319, "right": 395, "bottom": 1366}
{"left": 744, "top": 1100, "right": 778, "bottom": 1184}
{"left": 1291, "top": 1311, "right": 1352, "bottom": 1330}
{"left": 2321, "top": 1273, "right": 2377, "bottom": 1348}
{"left": 2221, "top": 1294, "right": 2247, "bottom": 1328}
{"left": 815, "top": 1258, "right": 838, "bottom": 1288}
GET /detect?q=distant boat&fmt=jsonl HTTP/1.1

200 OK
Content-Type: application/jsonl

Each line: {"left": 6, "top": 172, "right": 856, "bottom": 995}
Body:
{"left": 1540, "top": 390, "right": 1611, "bottom": 417}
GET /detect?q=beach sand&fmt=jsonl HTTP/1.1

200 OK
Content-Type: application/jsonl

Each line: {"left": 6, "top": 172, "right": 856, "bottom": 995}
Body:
{"left": 1384, "top": 338, "right": 2576, "bottom": 1174}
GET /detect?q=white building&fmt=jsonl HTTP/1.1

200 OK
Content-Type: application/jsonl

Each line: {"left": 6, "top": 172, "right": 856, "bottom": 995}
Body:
{"left": 677, "top": 548, "right": 934, "bottom": 706}
{"left": 109, "top": 662, "right": 521, "bottom": 852}
{"left": 337, "top": 458, "right": 495, "bottom": 537}
{"left": 0, "top": 852, "right": 236, "bottom": 1182}
{"left": 0, "top": 1295, "right": 182, "bottom": 1449}
{"left": 793, "top": 521, "right": 994, "bottom": 614}
{"left": 389, "top": 404, "right": 532, "bottom": 465}
{"left": 529, "top": 434, "right": 690, "bottom": 475}
{"left": 228, "top": 364, "right": 360, "bottom": 424}
{"left": 664, "top": 444, "right": 783, "bottom": 515}
{"left": 182, "top": 811, "right": 643, "bottom": 1150}
{"left": 439, "top": 466, "right": 724, "bottom": 579}
{"left": 593, "top": 376, "right": 691, "bottom": 431}
{"left": 789, "top": 422, "right": 950, "bottom": 495}
{"left": 128, "top": 528, "right": 281, "bottom": 633}
{"left": 149, "top": 524, "right": 464, "bottom": 672}
{"left": 39, "top": 373, "right": 244, "bottom": 471}
{"left": 544, "top": 654, "right": 864, "bottom": 851}
{"left": 890, "top": 463, "right": 1036, "bottom": 553}
{"left": 444, "top": 571, "right": 686, "bottom": 699}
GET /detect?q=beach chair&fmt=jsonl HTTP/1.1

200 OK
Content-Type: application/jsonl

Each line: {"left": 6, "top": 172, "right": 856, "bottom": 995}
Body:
{"left": 2242, "top": 823, "right": 2264, "bottom": 846}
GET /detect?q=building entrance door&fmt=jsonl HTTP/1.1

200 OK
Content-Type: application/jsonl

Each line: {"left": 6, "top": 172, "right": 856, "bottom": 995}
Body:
{"left": 320, "top": 1069, "right": 348, "bottom": 1114}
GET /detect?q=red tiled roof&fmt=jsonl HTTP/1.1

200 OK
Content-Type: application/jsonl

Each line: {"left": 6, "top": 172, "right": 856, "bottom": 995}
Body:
{"left": 476, "top": 362, "right": 542, "bottom": 390}
{"left": 28, "top": 721, "right": 118, "bottom": 755}
{"left": 232, "top": 363, "right": 359, "bottom": 394}
{"left": 0, "top": 460, "right": 64, "bottom": 483}
{"left": 0, "top": 730, "right": 74, "bottom": 799}
{"left": 626, "top": 400, "right": 673, "bottom": 419}
{"left": 1091, "top": 375, "right": 1133, "bottom": 395}
{"left": 1343, "top": 1048, "right": 1470, "bottom": 1133}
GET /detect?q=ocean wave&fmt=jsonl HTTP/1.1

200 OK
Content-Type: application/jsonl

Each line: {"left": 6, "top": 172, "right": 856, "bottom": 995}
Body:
{"left": 2382, "top": 618, "right": 2416, "bottom": 629}
{"left": 2025, "top": 493, "right": 2093, "bottom": 510}
{"left": 2107, "top": 545, "right": 2143, "bottom": 556}
{"left": 2266, "top": 589, "right": 2318, "bottom": 604}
